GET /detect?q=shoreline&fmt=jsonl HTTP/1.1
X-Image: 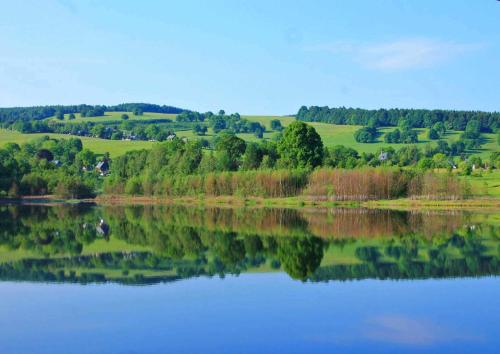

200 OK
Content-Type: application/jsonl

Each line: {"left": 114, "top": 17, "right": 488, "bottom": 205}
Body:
{"left": 3, "top": 195, "right": 497, "bottom": 211}
{"left": 96, "top": 195, "right": 500, "bottom": 211}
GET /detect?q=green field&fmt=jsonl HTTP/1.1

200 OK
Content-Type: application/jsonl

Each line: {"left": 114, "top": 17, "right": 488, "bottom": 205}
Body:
{"left": 241, "top": 115, "right": 296, "bottom": 129}
{"left": 460, "top": 170, "right": 500, "bottom": 197}
{"left": 47, "top": 111, "right": 177, "bottom": 123}
{"left": 0, "top": 129, "right": 155, "bottom": 157}
{"left": 1, "top": 112, "right": 498, "bottom": 158}
{"left": 244, "top": 116, "right": 498, "bottom": 157}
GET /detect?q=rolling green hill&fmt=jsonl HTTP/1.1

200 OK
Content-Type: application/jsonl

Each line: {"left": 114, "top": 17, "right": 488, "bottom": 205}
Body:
{"left": 0, "top": 129, "right": 155, "bottom": 157}
{"left": 46, "top": 111, "right": 177, "bottom": 123}
{"left": 244, "top": 116, "right": 498, "bottom": 158}
{"left": 1, "top": 112, "right": 498, "bottom": 159}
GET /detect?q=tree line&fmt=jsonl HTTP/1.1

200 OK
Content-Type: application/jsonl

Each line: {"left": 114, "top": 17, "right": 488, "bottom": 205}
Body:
{"left": 347, "top": 109, "right": 488, "bottom": 150}
{"left": 0, "top": 136, "right": 101, "bottom": 198}
{"left": 177, "top": 110, "right": 270, "bottom": 137}
{"left": 297, "top": 105, "right": 499, "bottom": 132}
{"left": 0, "top": 103, "right": 185, "bottom": 124}
{"left": 1, "top": 121, "right": 498, "bottom": 199}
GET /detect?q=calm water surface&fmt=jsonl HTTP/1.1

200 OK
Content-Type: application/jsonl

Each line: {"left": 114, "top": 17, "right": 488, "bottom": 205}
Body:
{"left": 0, "top": 204, "right": 498, "bottom": 354}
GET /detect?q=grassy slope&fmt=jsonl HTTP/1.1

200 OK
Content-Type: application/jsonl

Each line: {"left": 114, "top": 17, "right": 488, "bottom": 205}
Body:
{"left": 47, "top": 111, "right": 177, "bottom": 123}
{"left": 2, "top": 113, "right": 498, "bottom": 158}
{"left": 460, "top": 170, "right": 500, "bottom": 197}
{"left": 244, "top": 116, "right": 498, "bottom": 158}
{"left": 0, "top": 129, "right": 155, "bottom": 157}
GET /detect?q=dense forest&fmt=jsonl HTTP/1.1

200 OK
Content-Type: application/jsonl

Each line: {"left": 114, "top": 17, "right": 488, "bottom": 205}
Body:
{"left": 296, "top": 106, "right": 499, "bottom": 132}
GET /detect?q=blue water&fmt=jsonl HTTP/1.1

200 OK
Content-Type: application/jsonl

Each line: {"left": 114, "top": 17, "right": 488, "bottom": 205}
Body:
{"left": 0, "top": 274, "right": 498, "bottom": 354}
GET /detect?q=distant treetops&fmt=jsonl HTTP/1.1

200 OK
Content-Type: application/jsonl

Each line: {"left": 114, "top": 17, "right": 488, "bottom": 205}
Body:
{"left": 298, "top": 105, "right": 498, "bottom": 150}
{"left": 0, "top": 103, "right": 184, "bottom": 124}
{"left": 296, "top": 105, "right": 499, "bottom": 132}
{"left": 177, "top": 110, "right": 267, "bottom": 138}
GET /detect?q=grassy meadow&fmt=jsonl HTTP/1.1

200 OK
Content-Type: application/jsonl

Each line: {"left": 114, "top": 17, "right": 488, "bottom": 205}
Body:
{"left": 245, "top": 115, "right": 498, "bottom": 158}
{"left": 460, "top": 170, "right": 500, "bottom": 197}
{"left": 0, "top": 128, "right": 155, "bottom": 157}
{"left": 46, "top": 111, "right": 177, "bottom": 123}
{"left": 1, "top": 112, "right": 498, "bottom": 159}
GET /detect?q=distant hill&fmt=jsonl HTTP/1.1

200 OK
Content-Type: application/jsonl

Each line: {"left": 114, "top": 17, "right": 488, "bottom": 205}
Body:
{"left": 0, "top": 103, "right": 186, "bottom": 123}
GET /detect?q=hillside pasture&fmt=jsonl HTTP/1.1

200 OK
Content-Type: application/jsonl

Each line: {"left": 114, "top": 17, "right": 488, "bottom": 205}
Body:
{"left": 47, "top": 111, "right": 177, "bottom": 123}
{"left": 2, "top": 113, "right": 498, "bottom": 159}
{"left": 245, "top": 116, "right": 499, "bottom": 157}
{"left": 0, "top": 129, "right": 155, "bottom": 157}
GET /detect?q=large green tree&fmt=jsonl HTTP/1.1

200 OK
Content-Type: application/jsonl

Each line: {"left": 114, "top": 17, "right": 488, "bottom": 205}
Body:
{"left": 215, "top": 133, "right": 246, "bottom": 171}
{"left": 277, "top": 121, "right": 324, "bottom": 168}
{"left": 241, "top": 143, "right": 263, "bottom": 170}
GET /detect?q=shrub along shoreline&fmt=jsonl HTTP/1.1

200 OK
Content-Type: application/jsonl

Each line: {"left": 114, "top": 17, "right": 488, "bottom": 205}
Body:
{"left": 103, "top": 168, "right": 472, "bottom": 201}
{"left": 2, "top": 167, "right": 497, "bottom": 211}
{"left": 2, "top": 193, "right": 498, "bottom": 211}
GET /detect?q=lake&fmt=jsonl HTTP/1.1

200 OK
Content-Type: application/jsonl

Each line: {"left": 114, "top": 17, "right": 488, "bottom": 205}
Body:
{"left": 0, "top": 203, "right": 498, "bottom": 354}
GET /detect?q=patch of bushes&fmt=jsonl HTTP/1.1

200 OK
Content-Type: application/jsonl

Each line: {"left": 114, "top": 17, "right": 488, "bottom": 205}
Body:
{"left": 106, "top": 167, "right": 470, "bottom": 200}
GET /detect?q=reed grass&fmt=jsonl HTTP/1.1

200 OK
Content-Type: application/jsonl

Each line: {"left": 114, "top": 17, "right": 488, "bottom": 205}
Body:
{"left": 105, "top": 168, "right": 471, "bottom": 200}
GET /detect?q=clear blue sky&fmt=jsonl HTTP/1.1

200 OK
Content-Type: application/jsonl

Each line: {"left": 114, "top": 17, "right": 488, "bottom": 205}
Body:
{"left": 0, "top": 0, "right": 498, "bottom": 114}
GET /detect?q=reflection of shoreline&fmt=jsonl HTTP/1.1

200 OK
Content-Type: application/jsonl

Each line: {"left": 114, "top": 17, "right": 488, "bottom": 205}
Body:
{"left": 0, "top": 249, "right": 498, "bottom": 285}
{"left": 0, "top": 203, "right": 483, "bottom": 240}
{"left": 93, "top": 195, "right": 500, "bottom": 211}
{"left": 102, "top": 205, "right": 471, "bottom": 239}
{"left": 0, "top": 204, "right": 498, "bottom": 285}
{"left": 1, "top": 195, "right": 499, "bottom": 212}
{"left": 0, "top": 197, "right": 96, "bottom": 207}
{"left": 303, "top": 208, "right": 468, "bottom": 239}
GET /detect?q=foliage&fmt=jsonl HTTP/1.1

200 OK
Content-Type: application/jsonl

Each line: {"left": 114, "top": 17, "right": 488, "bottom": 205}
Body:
{"left": 354, "top": 126, "right": 377, "bottom": 143}
{"left": 1, "top": 204, "right": 496, "bottom": 284}
{"left": 277, "top": 237, "right": 324, "bottom": 280}
{"left": 324, "top": 145, "right": 359, "bottom": 168}
{"left": 277, "top": 121, "right": 324, "bottom": 168}
{"left": 297, "top": 105, "right": 499, "bottom": 132}
{"left": 1, "top": 113, "right": 495, "bottom": 201}
{"left": 428, "top": 128, "right": 439, "bottom": 140}
{"left": 0, "top": 136, "right": 100, "bottom": 198}
{"left": 55, "top": 176, "right": 95, "bottom": 198}
{"left": 270, "top": 119, "right": 283, "bottom": 131}
{"left": 215, "top": 134, "right": 247, "bottom": 171}
{"left": 384, "top": 129, "right": 401, "bottom": 143}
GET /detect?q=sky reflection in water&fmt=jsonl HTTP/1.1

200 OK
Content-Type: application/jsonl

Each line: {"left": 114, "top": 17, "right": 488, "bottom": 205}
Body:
{"left": 0, "top": 275, "right": 497, "bottom": 354}
{"left": 0, "top": 204, "right": 498, "bottom": 353}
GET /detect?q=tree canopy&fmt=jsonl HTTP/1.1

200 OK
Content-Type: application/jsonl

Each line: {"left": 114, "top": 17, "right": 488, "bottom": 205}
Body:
{"left": 277, "top": 121, "right": 324, "bottom": 169}
{"left": 297, "top": 105, "right": 499, "bottom": 132}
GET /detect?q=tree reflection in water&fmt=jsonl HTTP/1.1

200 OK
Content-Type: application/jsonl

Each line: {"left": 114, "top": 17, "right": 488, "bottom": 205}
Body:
{"left": 0, "top": 204, "right": 498, "bottom": 284}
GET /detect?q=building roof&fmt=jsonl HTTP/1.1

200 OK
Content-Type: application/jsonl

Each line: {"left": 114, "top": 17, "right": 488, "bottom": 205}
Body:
{"left": 379, "top": 152, "right": 389, "bottom": 160}
{"left": 96, "top": 160, "right": 109, "bottom": 171}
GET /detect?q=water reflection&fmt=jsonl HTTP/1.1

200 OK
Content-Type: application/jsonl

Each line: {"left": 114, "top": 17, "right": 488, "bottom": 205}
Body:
{"left": 361, "top": 315, "right": 480, "bottom": 345}
{"left": 0, "top": 204, "right": 498, "bottom": 284}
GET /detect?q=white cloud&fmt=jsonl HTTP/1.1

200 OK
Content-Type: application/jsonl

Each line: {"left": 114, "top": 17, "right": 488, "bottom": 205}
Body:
{"left": 362, "top": 314, "right": 484, "bottom": 345}
{"left": 306, "top": 314, "right": 483, "bottom": 346}
{"left": 363, "top": 315, "right": 446, "bottom": 345}
{"left": 305, "top": 38, "right": 483, "bottom": 70}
